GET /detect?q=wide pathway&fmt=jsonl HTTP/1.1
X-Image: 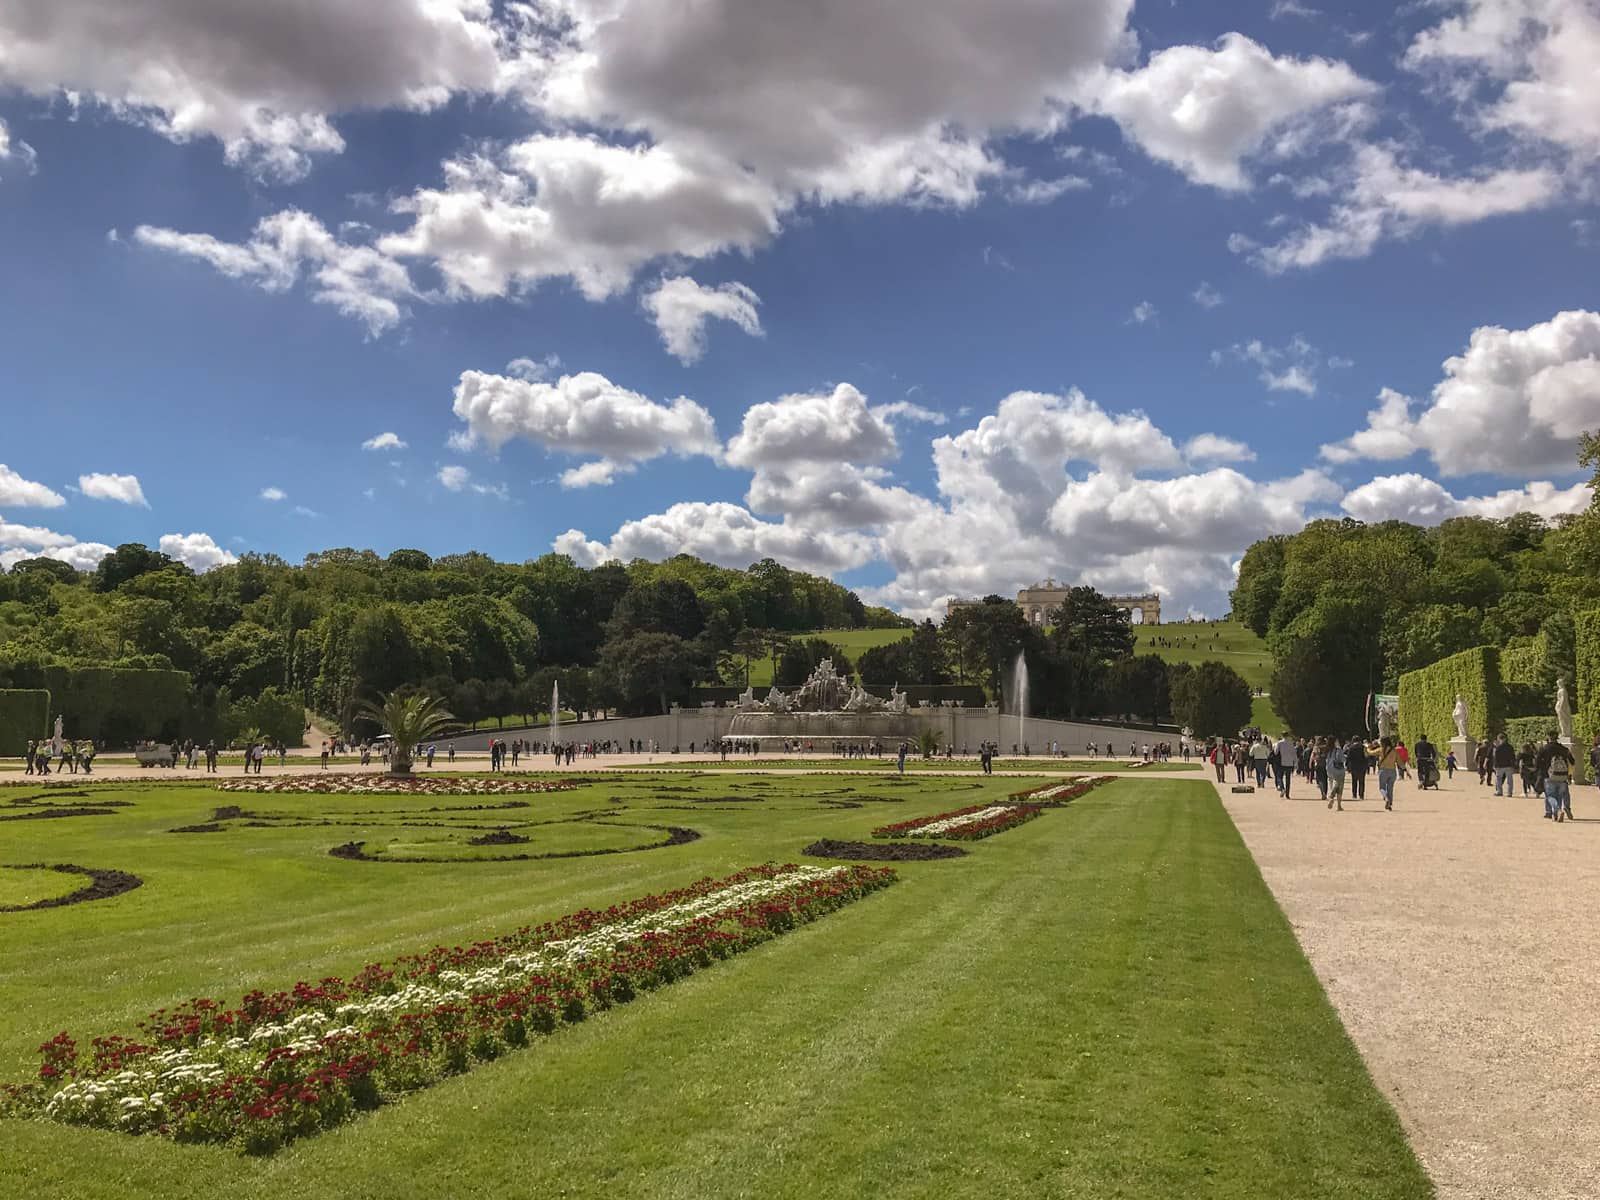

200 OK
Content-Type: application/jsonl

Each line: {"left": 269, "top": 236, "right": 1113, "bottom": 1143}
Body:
{"left": 1216, "top": 771, "right": 1600, "bottom": 1200}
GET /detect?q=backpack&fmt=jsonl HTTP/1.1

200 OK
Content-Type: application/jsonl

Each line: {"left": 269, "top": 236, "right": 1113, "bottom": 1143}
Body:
{"left": 1549, "top": 752, "right": 1571, "bottom": 781}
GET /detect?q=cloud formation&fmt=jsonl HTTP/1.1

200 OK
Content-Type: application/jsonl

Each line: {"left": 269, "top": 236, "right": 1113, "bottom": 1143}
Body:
{"left": 158, "top": 531, "right": 236, "bottom": 571}
{"left": 361, "top": 432, "right": 407, "bottom": 451}
{"left": 642, "top": 277, "right": 763, "bottom": 364}
{"left": 78, "top": 473, "right": 148, "bottom": 507}
{"left": 0, "top": 465, "right": 65, "bottom": 508}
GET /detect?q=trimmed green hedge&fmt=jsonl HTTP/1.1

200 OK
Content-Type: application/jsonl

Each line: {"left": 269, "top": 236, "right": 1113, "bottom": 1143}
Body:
{"left": 1576, "top": 608, "right": 1600, "bottom": 755}
{"left": 1502, "top": 682, "right": 1547, "bottom": 719}
{"left": 1398, "top": 645, "right": 1504, "bottom": 747}
{"left": 0, "top": 690, "right": 50, "bottom": 756}
{"left": 1503, "top": 716, "right": 1555, "bottom": 749}
{"left": 3, "top": 666, "right": 191, "bottom": 745}
{"left": 1499, "top": 642, "right": 1543, "bottom": 686}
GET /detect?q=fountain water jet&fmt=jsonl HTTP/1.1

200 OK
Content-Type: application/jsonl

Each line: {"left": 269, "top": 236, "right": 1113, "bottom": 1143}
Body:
{"left": 1011, "top": 652, "right": 1029, "bottom": 752}
{"left": 550, "top": 679, "right": 561, "bottom": 745}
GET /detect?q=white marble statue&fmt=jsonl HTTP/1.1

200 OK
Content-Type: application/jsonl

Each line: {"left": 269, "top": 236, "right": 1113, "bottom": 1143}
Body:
{"left": 1556, "top": 676, "right": 1573, "bottom": 742}
{"left": 764, "top": 687, "right": 792, "bottom": 714}
{"left": 735, "top": 685, "right": 758, "bottom": 713}
{"left": 1376, "top": 701, "right": 1398, "bottom": 740}
{"left": 1452, "top": 694, "right": 1470, "bottom": 740}
{"left": 887, "top": 685, "right": 909, "bottom": 715}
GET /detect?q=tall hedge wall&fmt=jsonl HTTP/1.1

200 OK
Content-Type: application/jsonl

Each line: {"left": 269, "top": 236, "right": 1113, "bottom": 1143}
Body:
{"left": 1576, "top": 608, "right": 1600, "bottom": 754}
{"left": 1398, "top": 645, "right": 1504, "bottom": 747}
{"left": 0, "top": 689, "right": 50, "bottom": 757}
{"left": 1499, "top": 642, "right": 1544, "bottom": 686}
{"left": 2, "top": 666, "right": 192, "bottom": 745}
{"left": 1503, "top": 716, "right": 1554, "bottom": 749}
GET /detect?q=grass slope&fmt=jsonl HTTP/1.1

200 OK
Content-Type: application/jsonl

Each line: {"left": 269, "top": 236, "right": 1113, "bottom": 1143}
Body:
{"left": 1133, "top": 620, "right": 1274, "bottom": 690}
{"left": 746, "top": 627, "right": 913, "bottom": 687}
{"left": 0, "top": 774, "right": 1427, "bottom": 1199}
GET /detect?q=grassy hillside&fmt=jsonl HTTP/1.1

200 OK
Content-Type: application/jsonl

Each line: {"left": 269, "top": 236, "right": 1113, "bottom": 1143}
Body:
{"left": 1133, "top": 620, "right": 1274, "bottom": 690}
{"left": 746, "top": 627, "right": 913, "bottom": 687}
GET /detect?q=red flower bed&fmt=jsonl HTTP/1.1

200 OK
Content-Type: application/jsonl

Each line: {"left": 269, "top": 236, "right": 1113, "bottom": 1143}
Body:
{"left": 1007, "top": 776, "right": 1117, "bottom": 805}
{"left": 871, "top": 803, "right": 1042, "bottom": 841}
{"left": 1, "top": 863, "right": 895, "bottom": 1153}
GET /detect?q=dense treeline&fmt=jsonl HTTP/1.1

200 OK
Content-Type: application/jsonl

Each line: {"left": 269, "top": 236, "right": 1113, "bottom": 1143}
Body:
{"left": 0, "top": 534, "right": 1245, "bottom": 738}
{"left": 0, "top": 546, "right": 906, "bottom": 732}
{"left": 1233, "top": 445, "right": 1600, "bottom": 734}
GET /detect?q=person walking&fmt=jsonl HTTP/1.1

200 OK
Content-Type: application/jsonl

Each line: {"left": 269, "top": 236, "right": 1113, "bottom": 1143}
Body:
{"left": 1274, "top": 733, "right": 1299, "bottom": 798}
{"left": 1536, "top": 732, "right": 1575, "bottom": 822}
{"left": 1395, "top": 739, "right": 1410, "bottom": 781}
{"left": 1250, "top": 735, "right": 1271, "bottom": 788}
{"left": 1312, "top": 738, "right": 1329, "bottom": 801}
{"left": 1326, "top": 739, "right": 1347, "bottom": 810}
{"left": 1345, "top": 736, "right": 1369, "bottom": 800}
{"left": 1210, "top": 741, "right": 1227, "bottom": 783}
{"left": 1474, "top": 741, "right": 1491, "bottom": 785}
{"left": 1491, "top": 734, "right": 1516, "bottom": 796}
{"left": 1413, "top": 733, "right": 1437, "bottom": 789}
{"left": 897, "top": 741, "right": 908, "bottom": 774}
{"left": 1518, "top": 741, "right": 1538, "bottom": 796}
{"left": 1376, "top": 736, "right": 1399, "bottom": 810}
{"left": 1445, "top": 749, "right": 1457, "bottom": 779}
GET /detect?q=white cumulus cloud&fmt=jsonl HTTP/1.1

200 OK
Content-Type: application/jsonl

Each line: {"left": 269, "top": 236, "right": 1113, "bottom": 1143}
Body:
{"left": 78, "top": 472, "right": 148, "bottom": 507}
{"left": 159, "top": 531, "right": 237, "bottom": 572}
{"left": 450, "top": 368, "right": 719, "bottom": 486}
{"left": 361, "top": 432, "right": 407, "bottom": 451}
{"left": 642, "top": 277, "right": 763, "bottom": 365}
{"left": 0, "top": 465, "right": 65, "bottom": 508}
{"left": 1341, "top": 473, "right": 1592, "bottom": 525}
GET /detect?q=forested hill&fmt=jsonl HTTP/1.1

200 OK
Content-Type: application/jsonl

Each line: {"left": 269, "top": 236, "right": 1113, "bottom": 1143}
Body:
{"left": 0, "top": 545, "right": 905, "bottom": 722}
{"left": 1232, "top": 502, "right": 1600, "bottom": 734}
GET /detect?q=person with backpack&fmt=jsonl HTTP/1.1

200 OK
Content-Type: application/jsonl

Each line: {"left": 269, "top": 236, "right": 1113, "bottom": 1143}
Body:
{"left": 1326, "top": 739, "right": 1347, "bottom": 810}
{"left": 1536, "top": 732, "right": 1575, "bottom": 822}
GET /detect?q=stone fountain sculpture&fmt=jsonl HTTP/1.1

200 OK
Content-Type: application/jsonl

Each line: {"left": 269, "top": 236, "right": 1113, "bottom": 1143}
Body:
{"left": 725, "top": 659, "right": 922, "bottom": 745}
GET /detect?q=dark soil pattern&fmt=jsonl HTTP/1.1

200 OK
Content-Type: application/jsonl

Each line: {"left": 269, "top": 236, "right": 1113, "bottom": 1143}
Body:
{"left": 0, "top": 863, "right": 144, "bottom": 912}
{"left": 169, "top": 823, "right": 227, "bottom": 833}
{"left": 0, "top": 806, "right": 120, "bottom": 822}
{"left": 467, "top": 828, "right": 530, "bottom": 846}
{"left": 330, "top": 823, "right": 701, "bottom": 864}
{"left": 803, "top": 839, "right": 968, "bottom": 862}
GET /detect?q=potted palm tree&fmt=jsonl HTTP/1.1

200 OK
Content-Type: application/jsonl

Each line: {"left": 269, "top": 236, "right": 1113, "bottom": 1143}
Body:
{"left": 359, "top": 689, "right": 456, "bottom": 776}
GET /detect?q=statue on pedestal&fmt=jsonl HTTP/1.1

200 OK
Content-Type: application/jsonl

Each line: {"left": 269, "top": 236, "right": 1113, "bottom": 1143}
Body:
{"left": 1556, "top": 676, "right": 1573, "bottom": 742}
{"left": 734, "top": 685, "right": 758, "bottom": 713}
{"left": 1452, "top": 694, "right": 1470, "bottom": 740}
{"left": 886, "top": 685, "right": 909, "bottom": 715}
{"left": 1376, "top": 702, "right": 1398, "bottom": 740}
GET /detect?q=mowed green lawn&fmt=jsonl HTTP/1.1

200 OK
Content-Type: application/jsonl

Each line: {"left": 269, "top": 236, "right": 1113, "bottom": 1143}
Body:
{"left": 1134, "top": 619, "right": 1275, "bottom": 690}
{"left": 746, "top": 627, "right": 913, "bottom": 686}
{"left": 0, "top": 772, "right": 1428, "bottom": 1199}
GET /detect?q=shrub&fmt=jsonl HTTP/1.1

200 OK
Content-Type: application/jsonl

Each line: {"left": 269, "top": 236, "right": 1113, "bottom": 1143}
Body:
{"left": 0, "top": 690, "right": 50, "bottom": 756}
{"left": 1397, "top": 645, "right": 1504, "bottom": 747}
{"left": 1499, "top": 641, "right": 1543, "bottom": 686}
{"left": 1503, "top": 716, "right": 1554, "bottom": 749}
{"left": 1576, "top": 608, "right": 1600, "bottom": 754}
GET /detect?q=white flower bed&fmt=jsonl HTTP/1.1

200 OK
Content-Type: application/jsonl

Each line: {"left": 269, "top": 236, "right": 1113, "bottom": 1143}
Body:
{"left": 42, "top": 865, "right": 850, "bottom": 1129}
{"left": 905, "top": 805, "right": 1021, "bottom": 837}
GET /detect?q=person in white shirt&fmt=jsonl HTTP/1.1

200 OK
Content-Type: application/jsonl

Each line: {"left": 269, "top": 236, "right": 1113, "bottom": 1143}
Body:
{"left": 1249, "top": 737, "right": 1271, "bottom": 787}
{"left": 1274, "top": 735, "right": 1299, "bottom": 798}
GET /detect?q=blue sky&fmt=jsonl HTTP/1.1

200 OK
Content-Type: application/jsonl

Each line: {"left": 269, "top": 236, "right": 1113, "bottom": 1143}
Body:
{"left": 1, "top": 0, "right": 1596, "bottom": 615}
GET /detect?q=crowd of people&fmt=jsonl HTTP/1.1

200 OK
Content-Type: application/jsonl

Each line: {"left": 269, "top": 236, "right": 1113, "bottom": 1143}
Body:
{"left": 1202, "top": 727, "right": 1598, "bottom": 821}
{"left": 20, "top": 739, "right": 96, "bottom": 774}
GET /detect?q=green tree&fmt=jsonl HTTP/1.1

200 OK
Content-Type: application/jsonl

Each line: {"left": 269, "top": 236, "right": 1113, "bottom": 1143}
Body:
{"left": 774, "top": 638, "right": 856, "bottom": 687}
{"left": 908, "top": 619, "right": 950, "bottom": 684}
{"left": 1170, "top": 661, "right": 1253, "bottom": 736}
{"left": 1100, "top": 655, "right": 1171, "bottom": 725}
{"left": 856, "top": 639, "right": 915, "bottom": 684}
{"left": 596, "top": 632, "right": 703, "bottom": 716}
{"left": 360, "top": 689, "right": 456, "bottom": 775}
{"left": 942, "top": 598, "right": 1030, "bottom": 696}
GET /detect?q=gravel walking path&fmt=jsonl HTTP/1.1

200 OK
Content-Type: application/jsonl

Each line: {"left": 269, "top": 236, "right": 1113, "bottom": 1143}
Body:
{"left": 1218, "top": 774, "right": 1600, "bottom": 1200}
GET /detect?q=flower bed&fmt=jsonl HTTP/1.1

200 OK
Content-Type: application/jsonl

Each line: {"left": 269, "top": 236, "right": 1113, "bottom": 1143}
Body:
{"left": 1007, "top": 776, "right": 1117, "bottom": 805}
{"left": 1, "top": 863, "right": 894, "bottom": 1152}
{"left": 871, "top": 803, "right": 1042, "bottom": 841}
{"left": 215, "top": 774, "right": 580, "bottom": 796}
